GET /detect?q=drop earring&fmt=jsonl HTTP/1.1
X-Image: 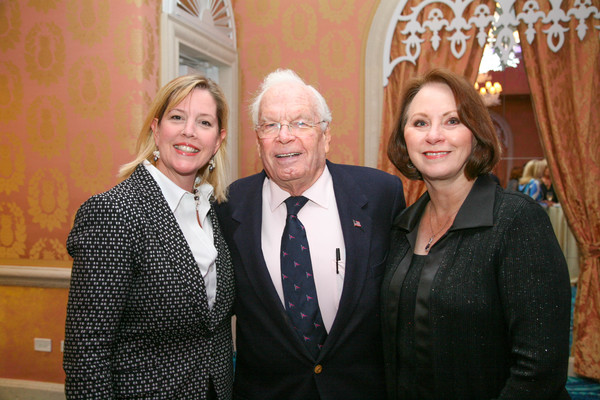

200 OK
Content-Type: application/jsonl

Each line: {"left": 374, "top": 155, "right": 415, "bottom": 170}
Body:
{"left": 208, "top": 157, "right": 215, "bottom": 172}
{"left": 153, "top": 150, "right": 160, "bottom": 162}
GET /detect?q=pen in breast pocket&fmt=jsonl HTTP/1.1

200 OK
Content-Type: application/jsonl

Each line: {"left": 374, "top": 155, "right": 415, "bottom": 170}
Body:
{"left": 336, "top": 248, "right": 340, "bottom": 274}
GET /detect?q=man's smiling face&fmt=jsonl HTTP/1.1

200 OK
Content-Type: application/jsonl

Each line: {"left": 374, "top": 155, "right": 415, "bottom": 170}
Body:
{"left": 256, "top": 82, "right": 331, "bottom": 196}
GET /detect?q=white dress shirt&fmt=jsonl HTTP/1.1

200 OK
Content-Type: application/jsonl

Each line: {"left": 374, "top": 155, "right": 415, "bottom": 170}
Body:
{"left": 261, "top": 166, "right": 345, "bottom": 332}
{"left": 144, "top": 161, "right": 218, "bottom": 309}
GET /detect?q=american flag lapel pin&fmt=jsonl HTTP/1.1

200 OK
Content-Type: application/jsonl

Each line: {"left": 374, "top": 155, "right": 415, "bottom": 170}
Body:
{"left": 353, "top": 219, "right": 362, "bottom": 228}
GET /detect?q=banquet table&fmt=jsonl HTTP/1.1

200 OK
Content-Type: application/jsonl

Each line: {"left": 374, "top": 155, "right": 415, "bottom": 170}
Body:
{"left": 546, "top": 204, "right": 579, "bottom": 283}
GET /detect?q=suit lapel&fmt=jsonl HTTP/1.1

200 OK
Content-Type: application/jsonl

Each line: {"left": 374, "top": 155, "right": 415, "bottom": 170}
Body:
{"left": 231, "top": 173, "right": 290, "bottom": 319}
{"left": 132, "top": 166, "right": 210, "bottom": 318}
{"left": 324, "top": 162, "right": 373, "bottom": 347}
{"left": 208, "top": 204, "right": 234, "bottom": 327}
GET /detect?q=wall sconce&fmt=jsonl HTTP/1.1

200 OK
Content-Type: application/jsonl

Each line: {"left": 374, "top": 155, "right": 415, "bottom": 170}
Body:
{"left": 475, "top": 74, "right": 503, "bottom": 107}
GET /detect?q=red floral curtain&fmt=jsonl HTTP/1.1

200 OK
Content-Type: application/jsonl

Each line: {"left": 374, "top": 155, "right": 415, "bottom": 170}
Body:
{"left": 517, "top": 1, "right": 600, "bottom": 380}
{"left": 378, "top": 0, "right": 495, "bottom": 205}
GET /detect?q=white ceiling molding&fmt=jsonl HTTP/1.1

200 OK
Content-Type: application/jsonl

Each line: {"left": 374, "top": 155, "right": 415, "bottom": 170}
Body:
{"left": 383, "top": 0, "right": 600, "bottom": 86}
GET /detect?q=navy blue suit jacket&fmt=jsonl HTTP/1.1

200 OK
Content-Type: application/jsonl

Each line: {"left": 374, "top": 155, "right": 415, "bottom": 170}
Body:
{"left": 216, "top": 161, "right": 405, "bottom": 400}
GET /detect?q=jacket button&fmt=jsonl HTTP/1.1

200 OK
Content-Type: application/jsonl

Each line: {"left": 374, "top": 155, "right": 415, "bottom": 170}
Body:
{"left": 314, "top": 364, "right": 323, "bottom": 374}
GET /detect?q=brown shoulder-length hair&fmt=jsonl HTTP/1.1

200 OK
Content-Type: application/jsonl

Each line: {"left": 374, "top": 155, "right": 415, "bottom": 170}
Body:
{"left": 387, "top": 68, "right": 501, "bottom": 181}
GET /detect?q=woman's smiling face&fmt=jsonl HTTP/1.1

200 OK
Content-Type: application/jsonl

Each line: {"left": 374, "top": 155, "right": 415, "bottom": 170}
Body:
{"left": 404, "top": 82, "right": 474, "bottom": 185}
{"left": 152, "top": 88, "right": 226, "bottom": 191}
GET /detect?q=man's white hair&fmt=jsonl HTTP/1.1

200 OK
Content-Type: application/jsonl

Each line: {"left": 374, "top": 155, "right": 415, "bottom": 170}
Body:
{"left": 250, "top": 69, "right": 332, "bottom": 127}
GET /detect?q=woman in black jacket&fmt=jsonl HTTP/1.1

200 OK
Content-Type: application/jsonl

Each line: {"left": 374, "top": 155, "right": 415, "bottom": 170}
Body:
{"left": 64, "top": 75, "right": 234, "bottom": 399}
{"left": 382, "top": 68, "right": 571, "bottom": 400}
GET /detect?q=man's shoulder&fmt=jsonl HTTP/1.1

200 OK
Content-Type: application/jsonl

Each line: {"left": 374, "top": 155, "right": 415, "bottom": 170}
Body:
{"left": 228, "top": 172, "right": 265, "bottom": 192}
{"left": 221, "top": 172, "right": 266, "bottom": 212}
{"left": 328, "top": 162, "right": 402, "bottom": 185}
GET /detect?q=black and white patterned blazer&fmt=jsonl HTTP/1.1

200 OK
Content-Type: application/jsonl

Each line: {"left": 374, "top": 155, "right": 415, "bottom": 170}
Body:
{"left": 64, "top": 165, "right": 235, "bottom": 400}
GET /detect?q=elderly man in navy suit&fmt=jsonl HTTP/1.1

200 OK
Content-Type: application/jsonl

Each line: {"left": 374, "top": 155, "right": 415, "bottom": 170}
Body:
{"left": 216, "top": 69, "right": 405, "bottom": 400}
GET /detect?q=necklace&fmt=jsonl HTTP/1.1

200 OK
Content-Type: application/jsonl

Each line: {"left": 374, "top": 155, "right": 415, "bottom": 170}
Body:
{"left": 424, "top": 206, "right": 454, "bottom": 252}
{"left": 193, "top": 187, "right": 202, "bottom": 227}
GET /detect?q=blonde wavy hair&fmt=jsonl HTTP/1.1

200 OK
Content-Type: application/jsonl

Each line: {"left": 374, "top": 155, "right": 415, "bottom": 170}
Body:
{"left": 519, "top": 159, "right": 538, "bottom": 186}
{"left": 119, "top": 74, "right": 230, "bottom": 203}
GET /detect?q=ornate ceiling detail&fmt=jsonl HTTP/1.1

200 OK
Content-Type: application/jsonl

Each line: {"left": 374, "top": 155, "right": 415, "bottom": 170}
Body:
{"left": 383, "top": 0, "right": 600, "bottom": 86}
{"left": 163, "top": 0, "right": 236, "bottom": 49}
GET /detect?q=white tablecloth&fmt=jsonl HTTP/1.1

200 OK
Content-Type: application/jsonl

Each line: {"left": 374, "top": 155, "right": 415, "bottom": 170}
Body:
{"left": 546, "top": 205, "right": 579, "bottom": 283}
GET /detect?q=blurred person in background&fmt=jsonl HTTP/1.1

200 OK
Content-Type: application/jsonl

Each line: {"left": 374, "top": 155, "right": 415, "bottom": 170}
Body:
{"left": 518, "top": 159, "right": 542, "bottom": 201}
{"left": 506, "top": 164, "right": 523, "bottom": 192}
{"left": 539, "top": 159, "right": 558, "bottom": 204}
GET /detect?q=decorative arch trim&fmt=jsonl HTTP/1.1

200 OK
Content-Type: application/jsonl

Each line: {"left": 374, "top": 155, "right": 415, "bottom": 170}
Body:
{"left": 162, "top": 0, "right": 237, "bottom": 50}
{"left": 364, "top": 1, "right": 400, "bottom": 167}
{"left": 382, "top": 0, "right": 600, "bottom": 86}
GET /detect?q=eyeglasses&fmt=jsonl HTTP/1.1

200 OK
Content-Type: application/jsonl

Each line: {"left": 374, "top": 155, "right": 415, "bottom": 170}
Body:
{"left": 255, "top": 120, "right": 328, "bottom": 139}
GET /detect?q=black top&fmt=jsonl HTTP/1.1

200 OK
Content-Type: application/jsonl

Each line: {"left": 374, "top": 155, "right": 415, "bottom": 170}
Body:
{"left": 382, "top": 174, "right": 571, "bottom": 400}
{"left": 396, "top": 254, "right": 438, "bottom": 399}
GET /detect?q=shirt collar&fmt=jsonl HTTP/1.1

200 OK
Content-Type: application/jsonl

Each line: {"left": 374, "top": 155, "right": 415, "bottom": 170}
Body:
{"left": 397, "top": 174, "right": 497, "bottom": 232}
{"left": 142, "top": 160, "right": 214, "bottom": 213}
{"left": 267, "top": 165, "right": 332, "bottom": 212}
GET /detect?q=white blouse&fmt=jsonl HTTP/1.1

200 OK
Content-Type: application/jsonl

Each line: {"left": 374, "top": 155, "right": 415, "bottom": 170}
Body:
{"left": 144, "top": 161, "right": 217, "bottom": 309}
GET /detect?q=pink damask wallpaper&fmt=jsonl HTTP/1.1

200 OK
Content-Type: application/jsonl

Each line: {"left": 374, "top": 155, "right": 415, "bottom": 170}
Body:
{"left": 1, "top": 0, "right": 379, "bottom": 384}
{"left": 0, "top": 0, "right": 159, "bottom": 267}
{"left": 0, "top": 0, "right": 160, "bottom": 383}
{"left": 1, "top": 0, "right": 376, "bottom": 268}
{"left": 232, "top": 0, "right": 377, "bottom": 176}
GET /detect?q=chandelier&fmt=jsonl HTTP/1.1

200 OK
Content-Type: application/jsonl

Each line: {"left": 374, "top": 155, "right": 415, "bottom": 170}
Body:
{"left": 475, "top": 73, "right": 503, "bottom": 107}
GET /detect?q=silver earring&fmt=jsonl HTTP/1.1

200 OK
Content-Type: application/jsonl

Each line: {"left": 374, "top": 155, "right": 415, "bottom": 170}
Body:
{"left": 208, "top": 157, "right": 215, "bottom": 172}
{"left": 407, "top": 160, "right": 415, "bottom": 169}
{"left": 153, "top": 150, "right": 160, "bottom": 162}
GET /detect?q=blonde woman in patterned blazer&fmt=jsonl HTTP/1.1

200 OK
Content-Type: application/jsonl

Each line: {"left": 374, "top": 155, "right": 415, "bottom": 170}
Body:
{"left": 64, "top": 75, "right": 235, "bottom": 399}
